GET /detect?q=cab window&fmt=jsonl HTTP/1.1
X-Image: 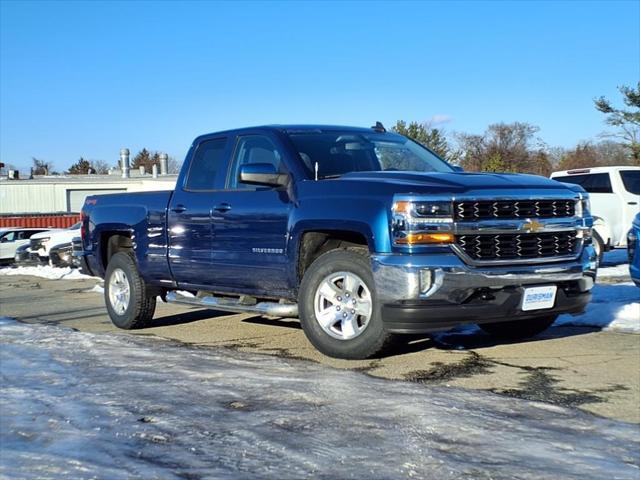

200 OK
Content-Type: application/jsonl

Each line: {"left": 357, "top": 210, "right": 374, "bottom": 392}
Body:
{"left": 227, "top": 135, "right": 283, "bottom": 190}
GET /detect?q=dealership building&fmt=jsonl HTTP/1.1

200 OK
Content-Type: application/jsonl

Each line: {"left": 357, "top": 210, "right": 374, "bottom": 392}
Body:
{"left": 0, "top": 150, "right": 177, "bottom": 227}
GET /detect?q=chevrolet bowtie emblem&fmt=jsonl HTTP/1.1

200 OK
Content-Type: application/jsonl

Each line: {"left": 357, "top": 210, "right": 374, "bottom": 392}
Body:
{"left": 522, "top": 220, "right": 544, "bottom": 233}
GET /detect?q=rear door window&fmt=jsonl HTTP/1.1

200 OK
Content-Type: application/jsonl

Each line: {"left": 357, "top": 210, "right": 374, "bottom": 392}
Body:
{"left": 620, "top": 170, "right": 640, "bottom": 195}
{"left": 184, "top": 138, "right": 228, "bottom": 191}
{"left": 554, "top": 173, "right": 613, "bottom": 193}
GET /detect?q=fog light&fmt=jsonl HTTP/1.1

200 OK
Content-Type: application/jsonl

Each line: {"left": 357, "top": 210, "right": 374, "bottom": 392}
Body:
{"left": 419, "top": 269, "right": 432, "bottom": 293}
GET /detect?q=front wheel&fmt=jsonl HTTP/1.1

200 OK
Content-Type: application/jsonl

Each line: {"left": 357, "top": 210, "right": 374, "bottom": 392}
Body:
{"left": 479, "top": 314, "right": 557, "bottom": 339}
{"left": 592, "top": 231, "right": 605, "bottom": 267}
{"left": 298, "top": 249, "right": 391, "bottom": 359}
{"left": 104, "top": 252, "right": 156, "bottom": 329}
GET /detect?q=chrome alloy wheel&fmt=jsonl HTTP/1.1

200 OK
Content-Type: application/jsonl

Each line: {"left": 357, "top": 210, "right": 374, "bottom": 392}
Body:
{"left": 108, "top": 267, "right": 131, "bottom": 315}
{"left": 313, "top": 271, "right": 372, "bottom": 340}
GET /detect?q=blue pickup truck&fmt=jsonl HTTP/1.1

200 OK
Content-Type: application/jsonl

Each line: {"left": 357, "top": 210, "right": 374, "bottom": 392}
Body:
{"left": 79, "top": 124, "right": 597, "bottom": 359}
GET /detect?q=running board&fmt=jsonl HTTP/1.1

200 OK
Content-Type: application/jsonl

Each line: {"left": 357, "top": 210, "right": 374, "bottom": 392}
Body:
{"left": 166, "top": 291, "right": 298, "bottom": 317}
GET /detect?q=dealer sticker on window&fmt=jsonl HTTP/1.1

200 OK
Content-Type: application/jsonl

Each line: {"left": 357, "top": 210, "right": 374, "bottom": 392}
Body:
{"left": 521, "top": 286, "right": 557, "bottom": 311}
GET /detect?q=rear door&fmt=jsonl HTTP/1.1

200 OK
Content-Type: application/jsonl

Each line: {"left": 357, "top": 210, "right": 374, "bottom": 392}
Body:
{"left": 167, "top": 136, "right": 231, "bottom": 288}
{"left": 209, "top": 133, "right": 292, "bottom": 294}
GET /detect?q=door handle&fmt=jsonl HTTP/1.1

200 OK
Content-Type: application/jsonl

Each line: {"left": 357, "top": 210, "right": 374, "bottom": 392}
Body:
{"left": 628, "top": 201, "right": 638, "bottom": 205}
{"left": 214, "top": 203, "right": 232, "bottom": 213}
{"left": 171, "top": 204, "right": 187, "bottom": 213}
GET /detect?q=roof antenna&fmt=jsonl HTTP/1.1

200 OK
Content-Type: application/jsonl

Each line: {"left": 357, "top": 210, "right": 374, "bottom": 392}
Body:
{"left": 371, "top": 121, "right": 386, "bottom": 133}
{"left": 314, "top": 161, "right": 319, "bottom": 181}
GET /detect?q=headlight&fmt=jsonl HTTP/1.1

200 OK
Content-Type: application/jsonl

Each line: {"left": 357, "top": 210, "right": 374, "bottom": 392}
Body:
{"left": 392, "top": 198, "right": 454, "bottom": 245}
{"left": 576, "top": 195, "right": 590, "bottom": 218}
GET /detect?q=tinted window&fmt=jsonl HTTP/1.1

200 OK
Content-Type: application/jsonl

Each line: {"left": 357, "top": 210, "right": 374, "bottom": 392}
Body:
{"left": 287, "top": 131, "right": 452, "bottom": 179}
{"left": 620, "top": 170, "right": 640, "bottom": 195}
{"left": 184, "top": 138, "right": 228, "bottom": 190}
{"left": 228, "top": 135, "right": 283, "bottom": 190}
{"left": 554, "top": 173, "right": 613, "bottom": 193}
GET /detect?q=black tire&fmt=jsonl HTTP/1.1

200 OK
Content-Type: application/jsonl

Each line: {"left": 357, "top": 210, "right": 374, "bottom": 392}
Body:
{"left": 479, "top": 314, "right": 558, "bottom": 339}
{"left": 104, "top": 251, "right": 156, "bottom": 329}
{"left": 298, "top": 248, "right": 391, "bottom": 359}
{"left": 592, "top": 231, "right": 604, "bottom": 267}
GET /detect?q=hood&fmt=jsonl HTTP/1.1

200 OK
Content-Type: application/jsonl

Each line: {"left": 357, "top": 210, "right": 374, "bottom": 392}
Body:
{"left": 336, "top": 171, "right": 584, "bottom": 194}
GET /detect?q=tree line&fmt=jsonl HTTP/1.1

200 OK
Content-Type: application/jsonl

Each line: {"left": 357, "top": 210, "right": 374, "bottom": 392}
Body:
{"left": 30, "top": 149, "right": 180, "bottom": 176}
{"left": 394, "top": 82, "right": 639, "bottom": 176}
{"left": 25, "top": 82, "right": 639, "bottom": 177}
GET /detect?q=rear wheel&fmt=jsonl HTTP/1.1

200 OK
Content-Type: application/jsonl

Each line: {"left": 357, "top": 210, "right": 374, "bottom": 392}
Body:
{"left": 298, "top": 249, "right": 391, "bottom": 359}
{"left": 479, "top": 314, "right": 557, "bottom": 339}
{"left": 104, "top": 252, "right": 156, "bottom": 329}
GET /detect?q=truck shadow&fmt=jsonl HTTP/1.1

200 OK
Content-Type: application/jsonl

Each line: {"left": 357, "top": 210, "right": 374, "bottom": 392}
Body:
{"left": 383, "top": 324, "right": 601, "bottom": 356}
{"left": 152, "top": 309, "right": 230, "bottom": 327}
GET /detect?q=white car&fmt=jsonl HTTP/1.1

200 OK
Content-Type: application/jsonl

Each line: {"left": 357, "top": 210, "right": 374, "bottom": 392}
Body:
{"left": 551, "top": 166, "right": 640, "bottom": 262}
{"left": 28, "top": 222, "right": 82, "bottom": 261}
{"left": 0, "top": 227, "right": 51, "bottom": 264}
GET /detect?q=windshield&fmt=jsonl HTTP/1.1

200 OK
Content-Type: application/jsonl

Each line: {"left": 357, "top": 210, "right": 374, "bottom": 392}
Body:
{"left": 286, "top": 131, "right": 453, "bottom": 179}
{"left": 620, "top": 170, "right": 640, "bottom": 195}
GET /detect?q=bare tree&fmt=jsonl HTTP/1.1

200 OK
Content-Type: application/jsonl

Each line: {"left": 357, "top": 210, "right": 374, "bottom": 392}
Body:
{"left": 90, "top": 160, "right": 111, "bottom": 174}
{"left": 32, "top": 157, "right": 53, "bottom": 175}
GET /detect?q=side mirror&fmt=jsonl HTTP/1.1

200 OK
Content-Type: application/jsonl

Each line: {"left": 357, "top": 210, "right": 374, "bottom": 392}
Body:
{"left": 239, "top": 163, "right": 289, "bottom": 187}
{"left": 0, "top": 237, "right": 6, "bottom": 243}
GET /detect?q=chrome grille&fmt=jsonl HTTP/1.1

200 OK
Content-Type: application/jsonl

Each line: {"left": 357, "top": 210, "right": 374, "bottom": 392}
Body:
{"left": 456, "top": 232, "right": 578, "bottom": 260}
{"left": 455, "top": 200, "right": 575, "bottom": 221}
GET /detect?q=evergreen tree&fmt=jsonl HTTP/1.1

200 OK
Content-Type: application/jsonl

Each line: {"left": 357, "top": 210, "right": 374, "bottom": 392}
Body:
{"left": 392, "top": 120, "right": 460, "bottom": 163}
{"left": 68, "top": 157, "right": 92, "bottom": 174}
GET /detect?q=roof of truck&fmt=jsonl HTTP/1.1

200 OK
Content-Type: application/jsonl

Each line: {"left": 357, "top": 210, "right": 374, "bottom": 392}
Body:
{"left": 551, "top": 166, "right": 640, "bottom": 176}
{"left": 196, "top": 124, "right": 399, "bottom": 139}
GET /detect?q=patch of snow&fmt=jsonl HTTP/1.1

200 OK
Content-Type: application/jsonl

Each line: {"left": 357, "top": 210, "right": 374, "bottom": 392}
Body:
{"left": 598, "top": 248, "right": 631, "bottom": 279}
{"left": 85, "top": 284, "right": 104, "bottom": 294}
{"left": 598, "top": 263, "right": 631, "bottom": 279}
{"left": 0, "top": 265, "right": 97, "bottom": 280}
{"left": 556, "top": 282, "right": 640, "bottom": 333}
{"left": 605, "top": 302, "right": 640, "bottom": 333}
{"left": 1, "top": 319, "right": 638, "bottom": 479}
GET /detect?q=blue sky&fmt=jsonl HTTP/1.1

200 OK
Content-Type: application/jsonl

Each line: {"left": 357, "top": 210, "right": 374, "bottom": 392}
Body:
{"left": 1, "top": 0, "right": 638, "bottom": 172}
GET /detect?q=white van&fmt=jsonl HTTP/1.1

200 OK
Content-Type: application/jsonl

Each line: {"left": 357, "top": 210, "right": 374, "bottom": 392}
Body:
{"left": 551, "top": 166, "right": 640, "bottom": 263}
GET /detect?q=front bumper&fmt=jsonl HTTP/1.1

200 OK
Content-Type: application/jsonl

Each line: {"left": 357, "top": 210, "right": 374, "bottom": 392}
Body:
{"left": 371, "top": 246, "right": 597, "bottom": 334}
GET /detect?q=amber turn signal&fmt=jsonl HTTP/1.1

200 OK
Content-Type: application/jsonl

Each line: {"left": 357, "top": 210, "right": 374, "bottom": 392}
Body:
{"left": 395, "top": 232, "right": 454, "bottom": 245}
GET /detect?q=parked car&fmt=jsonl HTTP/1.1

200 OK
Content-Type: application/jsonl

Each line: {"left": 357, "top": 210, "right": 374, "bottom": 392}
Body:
{"left": 49, "top": 240, "right": 75, "bottom": 267}
{"left": 79, "top": 124, "right": 596, "bottom": 359}
{"left": 628, "top": 213, "right": 640, "bottom": 286}
{"left": 14, "top": 242, "right": 32, "bottom": 264}
{"left": 0, "top": 227, "right": 51, "bottom": 265}
{"left": 551, "top": 166, "right": 640, "bottom": 264}
{"left": 28, "top": 222, "right": 81, "bottom": 264}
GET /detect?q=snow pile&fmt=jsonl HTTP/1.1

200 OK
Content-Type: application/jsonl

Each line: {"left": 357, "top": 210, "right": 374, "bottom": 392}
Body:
{"left": 1, "top": 318, "right": 638, "bottom": 480}
{"left": 0, "top": 265, "right": 96, "bottom": 280}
